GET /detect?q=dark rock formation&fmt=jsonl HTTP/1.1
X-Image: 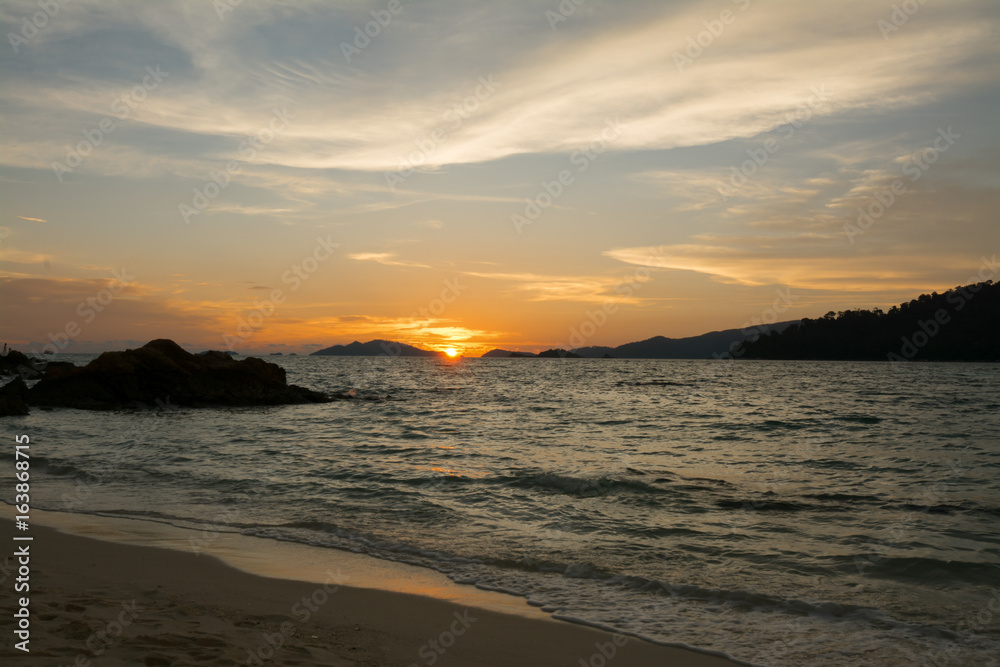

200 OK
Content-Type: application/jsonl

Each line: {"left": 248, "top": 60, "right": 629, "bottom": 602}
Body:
{"left": 28, "top": 339, "right": 332, "bottom": 410}
{"left": 0, "top": 377, "right": 30, "bottom": 416}
{"left": 1, "top": 348, "right": 77, "bottom": 379}
{"left": 28, "top": 359, "right": 77, "bottom": 376}
{"left": 0, "top": 348, "right": 37, "bottom": 376}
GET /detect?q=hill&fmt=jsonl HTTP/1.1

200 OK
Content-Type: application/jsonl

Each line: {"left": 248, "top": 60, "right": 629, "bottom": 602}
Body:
{"left": 573, "top": 323, "right": 796, "bottom": 359}
{"left": 479, "top": 324, "right": 794, "bottom": 359}
{"left": 739, "top": 281, "right": 998, "bottom": 361}
{"left": 311, "top": 339, "right": 443, "bottom": 357}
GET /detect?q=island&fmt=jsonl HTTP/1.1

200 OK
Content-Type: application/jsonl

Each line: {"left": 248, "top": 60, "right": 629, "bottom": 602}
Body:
{"left": 311, "top": 339, "right": 444, "bottom": 357}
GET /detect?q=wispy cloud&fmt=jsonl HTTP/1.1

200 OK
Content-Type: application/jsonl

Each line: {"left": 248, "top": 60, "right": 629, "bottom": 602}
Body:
{"left": 2, "top": 1, "right": 996, "bottom": 176}
{"left": 466, "top": 270, "right": 654, "bottom": 304}
{"left": 605, "top": 243, "right": 970, "bottom": 292}
{"left": 0, "top": 248, "right": 54, "bottom": 264}
{"left": 348, "top": 252, "right": 430, "bottom": 269}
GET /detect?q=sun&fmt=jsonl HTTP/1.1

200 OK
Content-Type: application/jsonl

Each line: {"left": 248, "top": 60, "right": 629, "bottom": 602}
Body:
{"left": 444, "top": 348, "right": 458, "bottom": 357}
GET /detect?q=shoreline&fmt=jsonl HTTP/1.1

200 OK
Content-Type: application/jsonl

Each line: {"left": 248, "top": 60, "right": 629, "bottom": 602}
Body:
{"left": 1, "top": 511, "right": 746, "bottom": 666}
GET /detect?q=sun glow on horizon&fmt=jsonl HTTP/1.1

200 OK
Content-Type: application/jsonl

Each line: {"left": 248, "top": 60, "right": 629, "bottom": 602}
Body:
{"left": 445, "top": 348, "right": 458, "bottom": 357}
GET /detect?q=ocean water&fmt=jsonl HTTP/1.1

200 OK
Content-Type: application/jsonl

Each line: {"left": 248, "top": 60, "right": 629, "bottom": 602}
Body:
{"left": 4, "top": 356, "right": 1000, "bottom": 666}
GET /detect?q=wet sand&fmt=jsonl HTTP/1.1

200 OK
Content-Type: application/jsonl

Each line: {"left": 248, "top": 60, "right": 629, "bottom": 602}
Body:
{"left": 0, "top": 517, "right": 744, "bottom": 666}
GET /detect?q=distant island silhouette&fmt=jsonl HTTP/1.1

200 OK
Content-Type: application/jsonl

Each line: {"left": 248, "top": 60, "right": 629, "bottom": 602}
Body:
{"left": 297, "top": 281, "right": 997, "bottom": 362}
{"left": 737, "top": 280, "right": 997, "bottom": 361}
{"left": 313, "top": 324, "right": 794, "bottom": 359}
{"left": 483, "top": 322, "right": 794, "bottom": 359}
{"left": 311, "top": 339, "right": 444, "bottom": 357}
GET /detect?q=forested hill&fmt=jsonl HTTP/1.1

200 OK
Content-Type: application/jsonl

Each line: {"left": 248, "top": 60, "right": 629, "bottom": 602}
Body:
{"left": 738, "top": 281, "right": 999, "bottom": 361}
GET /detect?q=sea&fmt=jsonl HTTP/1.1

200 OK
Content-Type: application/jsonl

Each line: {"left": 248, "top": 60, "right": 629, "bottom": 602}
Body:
{"left": 4, "top": 355, "right": 1000, "bottom": 667}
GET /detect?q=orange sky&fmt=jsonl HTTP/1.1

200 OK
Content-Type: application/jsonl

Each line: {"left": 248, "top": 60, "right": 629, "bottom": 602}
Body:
{"left": 1, "top": 0, "right": 997, "bottom": 355}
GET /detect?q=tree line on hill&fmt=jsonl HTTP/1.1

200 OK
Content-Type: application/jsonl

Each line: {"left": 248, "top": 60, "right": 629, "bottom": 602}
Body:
{"left": 735, "top": 280, "right": 998, "bottom": 361}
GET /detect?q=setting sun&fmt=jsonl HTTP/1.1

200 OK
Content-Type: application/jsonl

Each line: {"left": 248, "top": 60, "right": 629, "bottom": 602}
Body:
{"left": 444, "top": 348, "right": 458, "bottom": 357}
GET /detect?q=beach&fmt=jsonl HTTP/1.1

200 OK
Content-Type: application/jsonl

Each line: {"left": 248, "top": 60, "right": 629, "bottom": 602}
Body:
{"left": 0, "top": 516, "right": 741, "bottom": 666}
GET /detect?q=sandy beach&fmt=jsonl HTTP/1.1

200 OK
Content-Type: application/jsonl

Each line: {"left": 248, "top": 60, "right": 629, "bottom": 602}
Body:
{"left": 0, "top": 517, "right": 743, "bottom": 666}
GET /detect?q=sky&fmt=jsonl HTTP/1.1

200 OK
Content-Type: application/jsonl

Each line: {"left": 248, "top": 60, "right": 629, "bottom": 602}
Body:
{"left": 1, "top": 0, "right": 998, "bottom": 356}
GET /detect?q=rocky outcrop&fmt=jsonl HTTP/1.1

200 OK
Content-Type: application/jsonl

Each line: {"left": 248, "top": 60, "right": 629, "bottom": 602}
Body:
{"left": 0, "top": 348, "right": 76, "bottom": 379}
{"left": 0, "top": 348, "right": 36, "bottom": 376}
{"left": 27, "top": 339, "right": 332, "bottom": 410}
{"left": 0, "top": 377, "right": 30, "bottom": 416}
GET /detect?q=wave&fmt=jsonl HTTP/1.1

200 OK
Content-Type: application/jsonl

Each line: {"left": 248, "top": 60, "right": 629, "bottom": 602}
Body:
{"left": 614, "top": 379, "right": 694, "bottom": 387}
{"left": 498, "top": 471, "right": 674, "bottom": 498}
{"left": 837, "top": 555, "right": 1000, "bottom": 586}
{"left": 8, "top": 454, "right": 102, "bottom": 481}
{"left": 240, "top": 517, "right": 990, "bottom": 649}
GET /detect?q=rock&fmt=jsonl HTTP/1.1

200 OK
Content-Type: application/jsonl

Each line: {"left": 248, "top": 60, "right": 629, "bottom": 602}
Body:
{"left": 0, "top": 348, "right": 40, "bottom": 377}
{"left": 0, "top": 348, "right": 76, "bottom": 379}
{"left": 0, "top": 377, "right": 30, "bottom": 416}
{"left": 29, "top": 358, "right": 78, "bottom": 375}
{"left": 28, "top": 339, "right": 332, "bottom": 410}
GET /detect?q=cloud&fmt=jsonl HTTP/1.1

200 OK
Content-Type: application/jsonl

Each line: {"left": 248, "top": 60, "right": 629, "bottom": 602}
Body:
{"left": 465, "top": 269, "right": 659, "bottom": 304}
{"left": 232, "top": 313, "right": 508, "bottom": 351}
{"left": 0, "top": 248, "right": 54, "bottom": 264}
{"left": 0, "top": 275, "right": 221, "bottom": 349}
{"left": 347, "top": 252, "right": 429, "bottom": 268}
{"left": 2, "top": 0, "right": 996, "bottom": 176}
{"left": 604, "top": 243, "right": 972, "bottom": 292}
{"left": 16, "top": 216, "right": 47, "bottom": 222}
